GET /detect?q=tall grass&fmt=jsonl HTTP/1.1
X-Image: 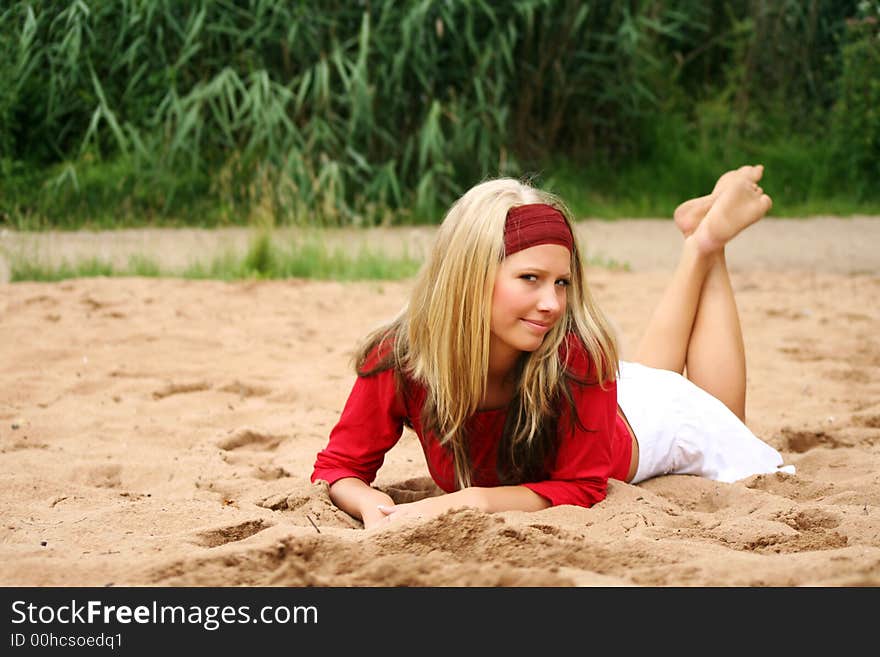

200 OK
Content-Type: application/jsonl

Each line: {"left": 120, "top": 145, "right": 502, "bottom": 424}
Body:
{"left": 1, "top": 1, "right": 877, "bottom": 228}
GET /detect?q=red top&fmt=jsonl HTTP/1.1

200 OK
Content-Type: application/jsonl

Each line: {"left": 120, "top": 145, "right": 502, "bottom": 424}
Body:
{"left": 311, "top": 335, "right": 632, "bottom": 508}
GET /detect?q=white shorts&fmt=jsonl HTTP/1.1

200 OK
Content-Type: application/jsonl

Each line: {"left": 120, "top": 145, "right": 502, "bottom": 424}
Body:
{"left": 616, "top": 361, "right": 795, "bottom": 484}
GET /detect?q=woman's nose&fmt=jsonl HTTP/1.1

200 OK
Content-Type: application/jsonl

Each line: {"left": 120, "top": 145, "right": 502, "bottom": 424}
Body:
{"left": 536, "top": 284, "right": 561, "bottom": 313}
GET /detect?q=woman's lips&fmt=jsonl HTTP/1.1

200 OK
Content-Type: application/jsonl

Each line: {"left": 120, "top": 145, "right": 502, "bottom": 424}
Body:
{"left": 521, "top": 318, "right": 551, "bottom": 332}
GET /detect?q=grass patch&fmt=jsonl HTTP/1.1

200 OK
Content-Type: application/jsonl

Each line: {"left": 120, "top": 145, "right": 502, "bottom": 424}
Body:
{"left": 6, "top": 230, "right": 631, "bottom": 283}
{"left": 7, "top": 233, "right": 424, "bottom": 283}
{"left": 182, "top": 232, "right": 424, "bottom": 281}
{"left": 585, "top": 254, "right": 631, "bottom": 271}
{"left": 11, "top": 256, "right": 117, "bottom": 282}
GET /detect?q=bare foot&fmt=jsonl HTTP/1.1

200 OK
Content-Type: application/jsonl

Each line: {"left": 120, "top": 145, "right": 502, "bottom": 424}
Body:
{"left": 712, "top": 164, "right": 764, "bottom": 196}
{"left": 693, "top": 177, "right": 772, "bottom": 254}
{"left": 673, "top": 164, "right": 766, "bottom": 236}
{"left": 673, "top": 194, "right": 714, "bottom": 235}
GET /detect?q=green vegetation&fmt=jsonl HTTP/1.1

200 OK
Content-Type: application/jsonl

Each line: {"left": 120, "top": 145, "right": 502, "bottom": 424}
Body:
{"left": 7, "top": 233, "right": 424, "bottom": 282}
{"left": 545, "top": 124, "right": 880, "bottom": 220}
{"left": 183, "top": 233, "right": 424, "bottom": 281}
{"left": 1, "top": 1, "right": 878, "bottom": 228}
{"left": 6, "top": 230, "right": 630, "bottom": 282}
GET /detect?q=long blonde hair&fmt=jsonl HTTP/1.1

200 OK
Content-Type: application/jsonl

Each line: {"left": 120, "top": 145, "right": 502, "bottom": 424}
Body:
{"left": 357, "top": 178, "right": 619, "bottom": 488}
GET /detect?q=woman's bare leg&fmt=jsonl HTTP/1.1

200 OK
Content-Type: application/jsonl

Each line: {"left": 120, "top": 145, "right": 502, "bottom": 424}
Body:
{"left": 635, "top": 175, "right": 771, "bottom": 421}
{"left": 685, "top": 249, "right": 747, "bottom": 420}
{"left": 634, "top": 239, "right": 712, "bottom": 375}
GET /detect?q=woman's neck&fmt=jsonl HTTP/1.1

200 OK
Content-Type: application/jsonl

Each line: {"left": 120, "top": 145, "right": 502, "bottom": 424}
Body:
{"left": 482, "top": 343, "right": 522, "bottom": 410}
{"left": 487, "top": 338, "right": 521, "bottom": 382}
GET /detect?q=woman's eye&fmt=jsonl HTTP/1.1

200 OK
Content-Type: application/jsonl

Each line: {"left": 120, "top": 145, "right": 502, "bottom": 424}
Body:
{"left": 556, "top": 279, "right": 571, "bottom": 287}
{"left": 520, "top": 274, "right": 538, "bottom": 282}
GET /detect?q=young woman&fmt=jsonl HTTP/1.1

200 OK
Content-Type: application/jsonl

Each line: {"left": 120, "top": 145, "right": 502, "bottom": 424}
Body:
{"left": 311, "top": 167, "right": 793, "bottom": 529}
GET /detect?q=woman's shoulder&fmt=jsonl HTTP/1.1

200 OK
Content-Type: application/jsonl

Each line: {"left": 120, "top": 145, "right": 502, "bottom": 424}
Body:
{"left": 358, "top": 334, "right": 424, "bottom": 394}
{"left": 360, "top": 336, "right": 395, "bottom": 373}
{"left": 357, "top": 327, "right": 406, "bottom": 375}
{"left": 352, "top": 335, "right": 425, "bottom": 417}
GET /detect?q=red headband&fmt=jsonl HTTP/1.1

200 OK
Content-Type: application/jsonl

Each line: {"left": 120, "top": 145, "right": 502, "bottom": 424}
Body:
{"left": 504, "top": 203, "right": 573, "bottom": 256}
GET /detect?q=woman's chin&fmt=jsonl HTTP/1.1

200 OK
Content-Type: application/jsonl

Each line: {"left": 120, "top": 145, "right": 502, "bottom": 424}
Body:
{"left": 516, "top": 336, "right": 546, "bottom": 352}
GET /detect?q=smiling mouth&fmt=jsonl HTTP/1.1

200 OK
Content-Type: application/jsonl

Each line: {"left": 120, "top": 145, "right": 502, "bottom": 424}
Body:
{"left": 521, "top": 319, "right": 551, "bottom": 331}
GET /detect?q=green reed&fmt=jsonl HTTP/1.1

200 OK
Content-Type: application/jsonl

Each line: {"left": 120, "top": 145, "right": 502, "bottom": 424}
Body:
{"left": 1, "top": 1, "right": 877, "bottom": 228}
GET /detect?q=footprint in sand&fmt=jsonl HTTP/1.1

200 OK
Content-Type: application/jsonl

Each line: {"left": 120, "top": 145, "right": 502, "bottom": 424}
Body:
{"left": 194, "top": 519, "right": 271, "bottom": 548}
{"left": 708, "top": 509, "right": 848, "bottom": 554}
{"left": 218, "top": 381, "right": 272, "bottom": 398}
{"left": 738, "top": 529, "right": 847, "bottom": 554}
{"left": 826, "top": 368, "right": 871, "bottom": 384}
{"left": 850, "top": 344, "right": 880, "bottom": 368}
{"left": 251, "top": 465, "right": 291, "bottom": 481}
{"left": 152, "top": 381, "right": 211, "bottom": 400}
{"left": 746, "top": 472, "right": 836, "bottom": 502}
{"left": 217, "top": 428, "right": 284, "bottom": 452}
{"left": 852, "top": 414, "right": 880, "bottom": 429}
{"left": 2, "top": 436, "right": 50, "bottom": 452}
{"left": 765, "top": 308, "right": 812, "bottom": 320}
{"left": 75, "top": 464, "right": 123, "bottom": 489}
{"left": 776, "top": 346, "right": 827, "bottom": 362}
{"left": 23, "top": 294, "right": 59, "bottom": 307}
{"left": 776, "top": 507, "right": 841, "bottom": 531}
{"left": 81, "top": 295, "right": 123, "bottom": 311}
{"left": 778, "top": 427, "right": 845, "bottom": 453}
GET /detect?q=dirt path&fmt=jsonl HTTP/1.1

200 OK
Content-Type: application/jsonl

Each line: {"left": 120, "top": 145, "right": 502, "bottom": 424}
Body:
{"left": 2, "top": 216, "right": 879, "bottom": 280}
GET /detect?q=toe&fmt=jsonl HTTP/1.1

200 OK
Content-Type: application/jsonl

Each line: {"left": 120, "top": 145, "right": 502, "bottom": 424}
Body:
{"left": 739, "top": 164, "right": 764, "bottom": 183}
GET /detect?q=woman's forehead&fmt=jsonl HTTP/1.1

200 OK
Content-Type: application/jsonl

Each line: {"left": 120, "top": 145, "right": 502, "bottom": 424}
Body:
{"left": 502, "top": 244, "right": 571, "bottom": 272}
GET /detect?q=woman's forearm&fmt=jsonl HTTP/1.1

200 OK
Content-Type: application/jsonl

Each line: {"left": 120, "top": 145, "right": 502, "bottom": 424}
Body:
{"left": 330, "top": 479, "right": 551, "bottom": 529}
{"left": 328, "top": 477, "right": 394, "bottom": 523}
{"left": 464, "top": 485, "right": 551, "bottom": 513}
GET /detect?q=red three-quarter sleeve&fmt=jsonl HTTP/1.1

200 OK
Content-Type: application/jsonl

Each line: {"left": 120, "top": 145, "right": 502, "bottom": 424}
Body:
{"left": 520, "top": 377, "right": 618, "bottom": 507}
{"left": 520, "top": 334, "right": 619, "bottom": 507}
{"left": 311, "top": 368, "right": 406, "bottom": 487}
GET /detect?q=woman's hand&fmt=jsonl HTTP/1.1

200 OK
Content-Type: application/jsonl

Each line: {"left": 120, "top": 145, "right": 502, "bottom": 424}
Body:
{"left": 361, "top": 503, "right": 394, "bottom": 530}
{"left": 328, "top": 477, "right": 395, "bottom": 530}
{"left": 375, "top": 489, "right": 484, "bottom": 527}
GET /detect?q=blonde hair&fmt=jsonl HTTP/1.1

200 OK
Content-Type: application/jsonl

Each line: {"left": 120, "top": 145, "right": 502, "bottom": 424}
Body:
{"left": 357, "top": 178, "right": 619, "bottom": 488}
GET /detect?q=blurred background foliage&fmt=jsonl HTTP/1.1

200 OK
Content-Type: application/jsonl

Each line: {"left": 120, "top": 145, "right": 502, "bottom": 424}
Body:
{"left": 0, "top": 0, "right": 878, "bottom": 229}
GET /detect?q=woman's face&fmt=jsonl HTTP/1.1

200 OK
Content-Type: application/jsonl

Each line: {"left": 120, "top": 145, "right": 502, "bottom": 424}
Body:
{"left": 489, "top": 243, "right": 571, "bottom": 364}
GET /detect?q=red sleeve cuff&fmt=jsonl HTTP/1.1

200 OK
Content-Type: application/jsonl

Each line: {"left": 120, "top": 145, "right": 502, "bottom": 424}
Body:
{"left": 522, "top": 478, "right": 608, "bottom": 508}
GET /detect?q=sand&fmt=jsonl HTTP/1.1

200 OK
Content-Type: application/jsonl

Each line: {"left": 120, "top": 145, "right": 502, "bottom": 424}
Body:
{"left": 1, "top": 217, "right": 879, "bottom": 587}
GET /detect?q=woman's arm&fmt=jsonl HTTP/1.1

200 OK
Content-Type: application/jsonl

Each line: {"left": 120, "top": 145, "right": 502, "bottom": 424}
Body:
{"left": 377, "top": 485, "right": 550, "bottom": 526}
{"left": 329, "top": 477, "right": 395, "bottom": 529}
{"left": 469, "top": 485, "right": 551, "bottom": 512}
{"left": 312, "top": 366, "right": 408, "bottom": 524}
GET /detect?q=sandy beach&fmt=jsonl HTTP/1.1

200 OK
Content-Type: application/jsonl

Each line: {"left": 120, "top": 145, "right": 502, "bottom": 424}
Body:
{"left": 1, "top": 216, "right": 879, "bottom": 586}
